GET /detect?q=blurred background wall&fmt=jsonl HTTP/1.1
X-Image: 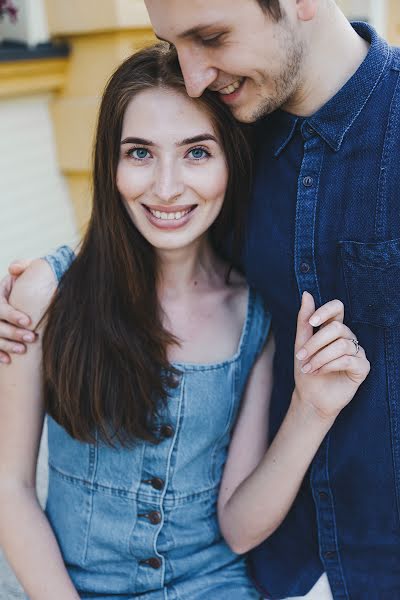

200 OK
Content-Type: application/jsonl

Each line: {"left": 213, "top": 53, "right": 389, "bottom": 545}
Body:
{"left": 0, "top": 0, "right": 155, "bottom": 275}
{"left": 0, "top": 0, "right": 399, "bottom": 274}
{"left": 0, "top": 1, "right": 399, "bottom": 597}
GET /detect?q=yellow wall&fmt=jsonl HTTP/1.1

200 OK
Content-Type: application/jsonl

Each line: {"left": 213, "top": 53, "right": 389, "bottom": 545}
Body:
{"left": 44, "top": 0, "right": 155, "bottom": 231}
{"left": 387, "top": 0, "right": 400, "bottom": 45}
{"left": 27, "top": 0, "right": 400, "bottom": 232}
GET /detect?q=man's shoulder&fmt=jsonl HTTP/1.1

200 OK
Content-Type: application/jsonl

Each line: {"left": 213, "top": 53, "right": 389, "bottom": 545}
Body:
{"left": 389, "top": 43, "right": 400, "bottom": 71}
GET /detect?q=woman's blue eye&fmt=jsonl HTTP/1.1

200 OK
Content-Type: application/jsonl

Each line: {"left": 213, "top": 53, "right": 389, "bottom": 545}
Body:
{"left": 189, "top": 148, "right": 208, "bottom": 160}
{"left": 130, "top": 148, "right": 149, "bottom": 159}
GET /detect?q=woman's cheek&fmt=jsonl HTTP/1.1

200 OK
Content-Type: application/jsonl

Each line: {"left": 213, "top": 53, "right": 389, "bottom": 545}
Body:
{"left": 193, "top": 161, "right": 228, "bottom": 201}
{"left": 116, "top": 163, "right": 149, "bottom": 201}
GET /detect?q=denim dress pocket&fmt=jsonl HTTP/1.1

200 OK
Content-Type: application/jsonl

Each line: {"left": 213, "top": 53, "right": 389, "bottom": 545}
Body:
{"left": 46, "top": 468, "right": 93, "bottom": 566}
{"left": 339, "top": 238, "right": 400, "bottom": 327}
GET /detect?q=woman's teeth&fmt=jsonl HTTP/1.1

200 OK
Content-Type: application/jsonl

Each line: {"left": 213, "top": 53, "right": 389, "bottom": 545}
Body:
{"left": 219, "top": 78, "right": 243, "bottom": 95}
{"left": 149, "top": 208, "right": 192, "bottom": 221}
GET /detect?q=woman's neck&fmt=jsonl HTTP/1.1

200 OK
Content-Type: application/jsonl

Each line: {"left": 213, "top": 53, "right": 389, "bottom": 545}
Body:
{"left": 156, "top": 238, "right": 224, "bottom": 298}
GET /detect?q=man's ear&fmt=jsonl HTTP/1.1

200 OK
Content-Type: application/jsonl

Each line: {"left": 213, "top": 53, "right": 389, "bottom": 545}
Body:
{"left": 296, "top": 0, "right": 318, "bottom": 22}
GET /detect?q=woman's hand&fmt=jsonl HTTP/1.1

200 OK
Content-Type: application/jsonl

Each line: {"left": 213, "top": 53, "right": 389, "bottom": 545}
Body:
{"left": 293, "top": 292, "right": 370, "bottom": 421}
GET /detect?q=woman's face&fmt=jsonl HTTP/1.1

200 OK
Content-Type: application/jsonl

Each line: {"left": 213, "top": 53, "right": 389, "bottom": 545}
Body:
{"left": 117, "top": 87, "right": 228, "bottom": 252}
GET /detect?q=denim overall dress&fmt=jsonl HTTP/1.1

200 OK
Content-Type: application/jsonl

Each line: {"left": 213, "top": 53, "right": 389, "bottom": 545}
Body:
{"left": 42, "top": 246, "right": 271, "bottom": 600}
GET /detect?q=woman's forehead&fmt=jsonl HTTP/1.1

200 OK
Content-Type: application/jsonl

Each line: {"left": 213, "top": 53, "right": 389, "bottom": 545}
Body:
{"left": 121, "top": 88, "right": 218, "bottom": 139}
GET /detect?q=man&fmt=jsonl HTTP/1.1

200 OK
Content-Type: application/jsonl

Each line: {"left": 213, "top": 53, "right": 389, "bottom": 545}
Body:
{"left": 1, "top": 1, "right": 399, "bottom": 598}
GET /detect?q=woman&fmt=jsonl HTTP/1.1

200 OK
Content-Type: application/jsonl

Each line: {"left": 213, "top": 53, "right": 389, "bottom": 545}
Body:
{"left": 0, "top": 45, "right": 369, "bottom": 600}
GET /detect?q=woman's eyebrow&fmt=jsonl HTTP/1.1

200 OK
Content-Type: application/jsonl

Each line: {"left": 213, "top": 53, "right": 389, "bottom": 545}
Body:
{"left": 121, "top": 137, "right": 154, "bottom": 145}
{"left": 121, "top": 135, "right": 218, "bottom": 146}
{"left": 178, "top": 134, "right": 218, "bottom": 146}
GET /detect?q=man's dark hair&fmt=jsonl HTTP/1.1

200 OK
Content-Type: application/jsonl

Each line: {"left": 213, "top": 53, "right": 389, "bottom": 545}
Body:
{"left": 257, "top": 0, "right": 282, "bottom": 20}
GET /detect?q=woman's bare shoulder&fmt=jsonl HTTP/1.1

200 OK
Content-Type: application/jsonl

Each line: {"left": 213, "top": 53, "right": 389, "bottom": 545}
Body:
{"left": 10, "top": 259, "right": 58, "bottom": 328}
{"left": 225, "top": 269, "right": 249, "bottom": 327}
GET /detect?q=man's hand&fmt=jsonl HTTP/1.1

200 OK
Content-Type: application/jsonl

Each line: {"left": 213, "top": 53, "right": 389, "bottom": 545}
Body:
{"left": 0, "top": 260, "right": 35, "bottom": 364}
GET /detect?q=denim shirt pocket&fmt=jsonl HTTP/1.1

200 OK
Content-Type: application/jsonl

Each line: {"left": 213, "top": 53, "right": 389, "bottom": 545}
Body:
{"left": 339, "top": 238, "right": 400, "bottom": 521}
{"left": 339, "top": 238, "right": 400, "bottom": 327}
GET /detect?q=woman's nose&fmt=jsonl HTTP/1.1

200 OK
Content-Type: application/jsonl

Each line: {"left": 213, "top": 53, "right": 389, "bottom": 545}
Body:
{"left": 153, "top": 163, "right": 185, "bottom": 203}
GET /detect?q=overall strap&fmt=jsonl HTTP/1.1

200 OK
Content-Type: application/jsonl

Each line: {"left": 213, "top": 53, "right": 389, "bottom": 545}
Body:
{"left": 42, "top": 245, "right": 75, "bottom": 284}
{"left": 238, "top": 288, "right": 272, "bottom": 389}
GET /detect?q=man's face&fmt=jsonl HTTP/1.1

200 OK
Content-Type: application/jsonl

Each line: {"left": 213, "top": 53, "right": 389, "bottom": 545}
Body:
{"left": 145, "top": 0, "right": 305, "bottom": 123}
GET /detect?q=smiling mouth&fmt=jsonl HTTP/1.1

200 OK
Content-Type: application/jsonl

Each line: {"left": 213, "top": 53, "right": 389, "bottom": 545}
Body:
{"left": 217, "top": 78, "right": 244, "bottom": 95}
{"left": 143, "top": 204, "right": 197, "bottom": 222}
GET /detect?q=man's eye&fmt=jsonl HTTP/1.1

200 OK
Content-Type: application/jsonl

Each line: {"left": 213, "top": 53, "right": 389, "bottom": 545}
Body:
{"left": 128, "top": 148, "right": 150, "bottom": 160}
{"left": 188, "top": 147, "right": 210, "bottom": 160}
{"left": 201, "top": 33, "right": 223, "bottom": 46}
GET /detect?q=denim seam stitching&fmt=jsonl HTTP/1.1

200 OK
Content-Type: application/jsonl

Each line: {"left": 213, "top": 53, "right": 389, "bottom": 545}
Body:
{"left": 336, "top": 43, "right": 391, "bottom": 150}
{"left": 375, "top": 72, "right": 400, "bottom": 239}
{"left": 326, "top": 433, "right": 350, "bottom": 599}
{"left": 385, "top": 328, "right": 400, "bottom": 523}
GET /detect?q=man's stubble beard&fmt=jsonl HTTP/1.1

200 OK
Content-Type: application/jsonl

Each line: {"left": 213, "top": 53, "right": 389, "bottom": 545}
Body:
{"left": 238, "top": 24, "right": 305, "bottom": 123}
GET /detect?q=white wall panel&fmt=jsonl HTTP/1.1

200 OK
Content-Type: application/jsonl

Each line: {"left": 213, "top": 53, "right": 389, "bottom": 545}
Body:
{"left": 0, "top": 94, "right": 78, "bottom": 274}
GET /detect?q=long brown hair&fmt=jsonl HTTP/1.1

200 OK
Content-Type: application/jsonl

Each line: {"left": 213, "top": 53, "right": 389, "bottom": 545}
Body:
{"left": 42, "top": 44, "right": 252, "bottom": 445}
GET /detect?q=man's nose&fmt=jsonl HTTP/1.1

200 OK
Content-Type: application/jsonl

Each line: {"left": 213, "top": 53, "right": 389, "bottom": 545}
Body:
{"left": 153, "top": 162, "right": 184, "bottom": 203}
{"left": 178, "top": 50, "right": 218, "bottom": 98}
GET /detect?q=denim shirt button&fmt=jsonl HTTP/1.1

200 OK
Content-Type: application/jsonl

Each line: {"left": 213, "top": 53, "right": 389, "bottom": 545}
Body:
{"left": 318, "top": 491, "right": 328, "bottom": 500}
{"left": 300, "top": 262, "right": 311, "bottom": 274}
{"left": 324, "top": 551, "right": 336, "bottom": 559}
{"left": 303, "top": 176, "right": 314, "bottom": 187}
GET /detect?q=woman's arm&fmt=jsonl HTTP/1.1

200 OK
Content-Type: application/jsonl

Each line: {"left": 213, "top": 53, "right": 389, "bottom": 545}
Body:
{"left": 218, "top": 292, "right": 370, "bottom": 554}
{"left": 0, "top": 260, "right": 80, "bottom": 600}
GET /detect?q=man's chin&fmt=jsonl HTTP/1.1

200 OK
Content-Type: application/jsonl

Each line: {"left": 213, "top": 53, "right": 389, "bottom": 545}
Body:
{"left": 229, "top": 102, "right": 271, "bottom": 124}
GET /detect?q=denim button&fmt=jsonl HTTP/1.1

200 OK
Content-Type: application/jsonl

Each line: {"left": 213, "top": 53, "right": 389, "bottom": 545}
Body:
{"left": 324, "top": 551, "right": 336, "bottom": 559}
{"left": 160, "top": 424, "right": 174, "bottom": 438}
{"left": 150, "top": 477, "right": 164, "bottom": 491}
{"left": 142, "top": 477, "right": 165, "bottom": 490}
{"left": 170, "top": 373, "right": 180, "bottom": 387}
{"left": 140, "top": 557, "right": 162, "bottom": 569}
{"left": 318, "top": 491, "right": 328, "bottom": 500}
{"left": 307, "top": 125, "right": 314, "bottom": 135}
{"left": 300, "top": 262, "right": 311, "bottom": 274}
{"left": 148, "top": 511, "right": 162, "bottom": 525}
{"left": 303, "top": 176, "right": 314, "bottom": 187}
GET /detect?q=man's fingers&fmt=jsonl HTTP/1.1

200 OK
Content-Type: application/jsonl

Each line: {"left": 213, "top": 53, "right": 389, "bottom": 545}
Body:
{"left": 0, "top": 274, "right": 31, "bottom": 326}
{"left": 0, "top": 338, "right": 26, "bottom": 355}
{"left": 295, "top": 291, "right": 315, "bottom": 353}
{"left": 0, "top": 301, "right": 31, "bottom": 327}
{"left": 0, "top": 320, "right": 35, "bottom": 342}
{"left": 8, "top": 259, "right": 33, "bottom": 277}
{"left": 308, "top": 299, "right": 344, "bottom": 327}
{"left": 0, "top": 351, "right": 11, "bottom": 364}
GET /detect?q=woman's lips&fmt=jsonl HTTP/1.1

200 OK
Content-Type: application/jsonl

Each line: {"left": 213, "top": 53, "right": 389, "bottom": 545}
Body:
{"left": 142, "top": 204, "right": 197, "bottom": 230}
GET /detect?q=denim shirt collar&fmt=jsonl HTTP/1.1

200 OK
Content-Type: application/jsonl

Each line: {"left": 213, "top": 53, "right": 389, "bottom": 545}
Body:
{"left": 269, "top": 22, "right": 391, "bottom": 156}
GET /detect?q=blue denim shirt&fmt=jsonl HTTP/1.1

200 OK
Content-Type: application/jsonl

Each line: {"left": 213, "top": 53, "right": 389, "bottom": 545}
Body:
{"left": 244, "top": 22, "right": 400, "bottom": 599}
